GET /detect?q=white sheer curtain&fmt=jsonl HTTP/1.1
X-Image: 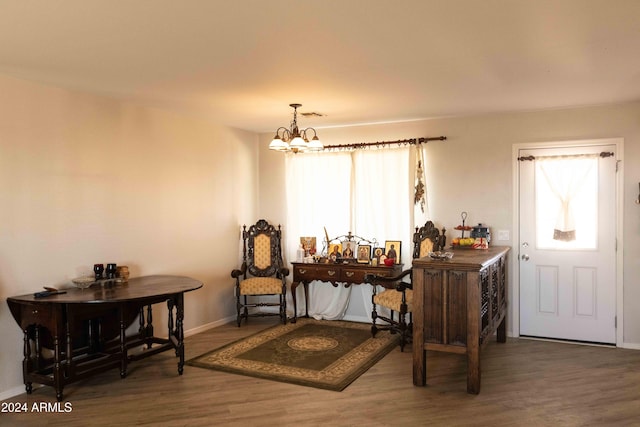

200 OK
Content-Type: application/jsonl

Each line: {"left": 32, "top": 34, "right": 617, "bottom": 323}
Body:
{"left": 352, "top": 147, "right": 412, "bottom": 322}
{"left": 284, "top": 151, "right": 352, "bottom": 319}
{"left": 535, "top": 155, "right": 598, "bottom": 248}
{"left": 352, "top": 147, "right": 412, "bottom": 264}
{"left": 284, "top": 147, "right": 414, "bottom": 321}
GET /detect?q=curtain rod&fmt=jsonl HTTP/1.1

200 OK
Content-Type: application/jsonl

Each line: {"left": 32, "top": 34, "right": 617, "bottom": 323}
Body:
{"left": 517, "top": 151, "right": 614, "bottom": 161}
{"left": 322, "top": 136, "right": 446, "bottom": 151}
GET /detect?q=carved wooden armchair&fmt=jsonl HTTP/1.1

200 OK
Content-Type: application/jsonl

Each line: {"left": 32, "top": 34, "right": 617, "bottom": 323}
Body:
{"left": 231, "top": 219, "right": 289, "bottom": 326}
{"left": 364, "top": 221, "right": 444, "bottom": 351}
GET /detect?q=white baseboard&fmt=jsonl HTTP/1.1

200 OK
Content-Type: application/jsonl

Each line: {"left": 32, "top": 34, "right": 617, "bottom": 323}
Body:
{"left": 184, "top": 315, "right": 235, "bottom": 337}
{"left": 0, "top": 384, "right": 43, "bottom": 402}
{"left": 622, "top": 341, "right": 640, "bottom": 350}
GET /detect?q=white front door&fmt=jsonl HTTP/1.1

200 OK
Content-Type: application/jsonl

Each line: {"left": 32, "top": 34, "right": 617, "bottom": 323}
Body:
{"left": 518, "top": 142, "right": 617, "bottom": 344}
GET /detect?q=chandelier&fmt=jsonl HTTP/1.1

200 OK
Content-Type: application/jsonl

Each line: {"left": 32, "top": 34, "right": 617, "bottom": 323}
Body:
{"left": 268, "top": 103, "right": 323, "bottom": 153}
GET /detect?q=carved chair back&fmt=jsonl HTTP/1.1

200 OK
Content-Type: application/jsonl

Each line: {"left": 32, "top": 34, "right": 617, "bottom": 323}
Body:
{"left": 413, "top": 220, "right": 445, "bottom": 259}
{"left": 243, "top": 219, "right": 283, "bottom": 278}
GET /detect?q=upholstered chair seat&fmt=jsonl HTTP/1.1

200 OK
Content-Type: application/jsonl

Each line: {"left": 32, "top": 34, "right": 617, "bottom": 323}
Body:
{"left": 373, "top": 288, "right": 413, "bottom": 313}
{"left": 238, "top": 277, "right": 284, "bottom": 295}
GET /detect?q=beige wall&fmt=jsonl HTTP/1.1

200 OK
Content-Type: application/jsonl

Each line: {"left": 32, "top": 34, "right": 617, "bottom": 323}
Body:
{"left": 259, "top": 102, "right": 640, "bottom": 348}
{"left": 0, "top": 75, "right": 259, "bottom": 398}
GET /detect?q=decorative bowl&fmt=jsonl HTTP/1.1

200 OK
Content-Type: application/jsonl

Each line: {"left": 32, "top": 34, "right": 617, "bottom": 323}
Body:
{"left": 428, "top": 251, "right": 454, "bottom": 260}
{"left": 72, "top": 276, "right": 96, "bottom": 289}
{"left": 383, "top": 258, "right": 395, "bottom": 266}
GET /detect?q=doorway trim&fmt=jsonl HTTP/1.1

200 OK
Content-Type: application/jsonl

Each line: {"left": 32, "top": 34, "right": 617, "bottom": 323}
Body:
{"left": 511, "top": 138, "right": 624, "bottom": 347}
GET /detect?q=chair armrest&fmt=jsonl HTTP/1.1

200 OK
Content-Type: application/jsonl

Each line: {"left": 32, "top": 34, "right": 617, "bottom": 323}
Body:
{"left": 396, "top": 281, "right": 412, "bottom": 292}
{"left": 231, "top": 262, "right": 247, "bottom": 279}
{"left": 364, "top": 269, "right": 412, "bottom": 290}
{"left": 278, "top": 267, "right": 290, "bottom": 277}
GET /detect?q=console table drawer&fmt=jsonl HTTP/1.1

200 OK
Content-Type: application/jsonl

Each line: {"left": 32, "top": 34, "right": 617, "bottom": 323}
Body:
{"left": 342, "top": 267, "right": 397, "bottom": 283}
{"left": 293, "top": 265, "right": 340, "bottom": 282}
{"left": 341, "top": 268, "right": 365, "bottom": 282}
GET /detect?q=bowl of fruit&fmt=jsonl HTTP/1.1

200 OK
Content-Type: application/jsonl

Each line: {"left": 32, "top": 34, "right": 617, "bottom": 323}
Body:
{"left": 452, "top": 237, "right": 476, "bottom": 248}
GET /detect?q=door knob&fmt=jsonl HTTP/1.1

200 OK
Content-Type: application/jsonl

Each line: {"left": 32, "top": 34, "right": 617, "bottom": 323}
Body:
{"left": 521, "top": 254, "right": 530, "bottom": 261}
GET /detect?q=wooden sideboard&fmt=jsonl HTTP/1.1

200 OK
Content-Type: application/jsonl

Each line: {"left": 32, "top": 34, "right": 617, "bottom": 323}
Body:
{"left": 411, "top": 246, "right": 509, "bottom": 394}
{"left": 291, "top": 262, "right": 403, "bottom": 323}
{"left": 6, "top": 275, "right": 202, "bottom": 401}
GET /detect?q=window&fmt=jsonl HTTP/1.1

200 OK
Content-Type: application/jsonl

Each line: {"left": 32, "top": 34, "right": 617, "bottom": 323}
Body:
{"left": 284, "top": 147, "right": 417, "bottom": 264}
{"left": 535, "top": 156, "right": 598, "bottom": 250}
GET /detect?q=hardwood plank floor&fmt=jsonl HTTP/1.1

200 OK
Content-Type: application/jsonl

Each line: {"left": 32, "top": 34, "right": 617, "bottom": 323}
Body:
{"left": 1, "top": 318, "right": 639, "bottom": 426}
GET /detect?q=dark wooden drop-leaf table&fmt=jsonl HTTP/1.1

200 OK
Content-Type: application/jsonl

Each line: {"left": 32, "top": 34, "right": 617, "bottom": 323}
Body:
{"left": 6, "top": 275, "right": 203, "bottom": 401}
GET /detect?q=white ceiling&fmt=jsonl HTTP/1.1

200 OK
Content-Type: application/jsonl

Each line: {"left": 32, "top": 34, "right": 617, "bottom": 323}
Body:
{"left": 1, "top": 0, "right": 639, "bottom": 133}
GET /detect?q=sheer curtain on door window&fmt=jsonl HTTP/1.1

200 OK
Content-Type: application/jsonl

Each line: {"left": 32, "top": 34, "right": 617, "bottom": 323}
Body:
{"left": 535, "top": 155, "right": 598, "bottom": 249}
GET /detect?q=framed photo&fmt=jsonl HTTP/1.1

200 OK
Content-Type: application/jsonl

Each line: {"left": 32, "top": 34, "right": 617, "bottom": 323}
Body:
{"left": 385, "top": 240, "right": 401, "bottom": 264}
{"left": 328, "top": 243, "right": 342, "bottom": 262}
{"left": 372, "top": 247, "right": 385, "bottom": 264}
{"left": 300, "top": 236, "right": 316, "bottom": 255}
{"left": 357, "top": 244, "right": 371, "bottom": 264}
{"left": 341, "top": 241, "right": 355, "bottom": 259}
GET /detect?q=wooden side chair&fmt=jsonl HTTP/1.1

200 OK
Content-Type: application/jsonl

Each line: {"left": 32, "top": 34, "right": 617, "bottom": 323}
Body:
{"left": 231, "top": 219, "right": 289, "bottom": 326}
{"left": 364, "top": 221, "right": 444, "bottom": 351}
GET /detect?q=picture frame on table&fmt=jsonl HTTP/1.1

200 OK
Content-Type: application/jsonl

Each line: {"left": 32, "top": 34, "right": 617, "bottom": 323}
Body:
{"left": 341, "top": 241, "right": 355, "bottom": 259}
{"left": 384, "top": 240, "right": 401, "bottom": 264}
{"left": 300, "top": 236, "right": 316, "bottom": 256}
{"left": 328, "top": 243, "right": 342, "bottom": 262}
{"left": 372, "top": 247, "right": 385, "bottom": 264}
{"left": 357, "top": 244, "right": 371, "bottom": 264}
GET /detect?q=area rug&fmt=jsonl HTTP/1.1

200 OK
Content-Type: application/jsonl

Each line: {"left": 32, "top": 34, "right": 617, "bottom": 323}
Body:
{"left": 186, "top": 318, "right": 399, "bottom": 391}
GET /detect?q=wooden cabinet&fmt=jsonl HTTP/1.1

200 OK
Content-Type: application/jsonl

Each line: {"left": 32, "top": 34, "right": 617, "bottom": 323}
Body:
{"left": 412, "top": 246, "right": 509, "bottom": 394}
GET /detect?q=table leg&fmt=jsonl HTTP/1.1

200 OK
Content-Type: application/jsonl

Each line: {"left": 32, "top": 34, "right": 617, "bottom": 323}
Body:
{"left": 302, "top": 282, "right": 309, "bottom": 319}
{"left": 175, "top": 294, "right": 185, "bottom": 375}
{"left": 291, "top": 281, "right": 310, "bottom": 323}
{"left": 53, "top": 334, "right": 64, "bottom": 401}
{"left": 145, "top": 305, "right": 153, "bottom": 349}
{"left": 119, "top": 309, "right": 127, "bottom": 378}
{"left": 291, "top": 281, "right": 299, "bottom": 323}
{"left": 34, "top": 325, "right": 41, "bottom": 371}
{"left": 168, "top": 299, "right": 176, "bottom": 355}
{"left": 22, "top": 328, "right": 32, "bottom": 394}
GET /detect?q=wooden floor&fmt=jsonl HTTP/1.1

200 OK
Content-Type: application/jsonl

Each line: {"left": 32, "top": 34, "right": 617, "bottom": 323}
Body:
{"left": 2, "top": 318, "right": 639, "bottom": 426}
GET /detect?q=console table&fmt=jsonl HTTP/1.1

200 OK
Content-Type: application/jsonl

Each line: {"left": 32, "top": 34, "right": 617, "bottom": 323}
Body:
{"left": 291, "top": 262, "right": 403, "bottom": 323}
{"left": 6, "top": 275, "right": 202, "bottom": 401}
{"left": 411, "top": 246, "right": 509, "bottom": 394}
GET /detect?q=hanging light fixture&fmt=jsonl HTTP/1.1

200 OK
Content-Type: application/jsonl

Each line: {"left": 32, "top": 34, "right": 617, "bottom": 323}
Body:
{"left": 269, "top": 103, "right": 323, "bottom": 153}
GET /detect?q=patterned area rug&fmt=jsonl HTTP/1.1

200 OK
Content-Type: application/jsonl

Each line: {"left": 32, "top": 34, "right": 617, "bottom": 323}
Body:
{"left": 187, "top": 318, "right": 399, "bottom": 391}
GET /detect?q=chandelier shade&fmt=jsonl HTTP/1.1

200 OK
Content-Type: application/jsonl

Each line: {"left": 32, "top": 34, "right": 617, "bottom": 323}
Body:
{"left": 269, "top": 104, "right": 323, "bottom": 153}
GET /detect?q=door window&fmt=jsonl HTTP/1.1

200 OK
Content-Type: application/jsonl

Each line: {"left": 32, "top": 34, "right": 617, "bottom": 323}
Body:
{"left": 535, "top": 156, "right": 598, "bottom": 250}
